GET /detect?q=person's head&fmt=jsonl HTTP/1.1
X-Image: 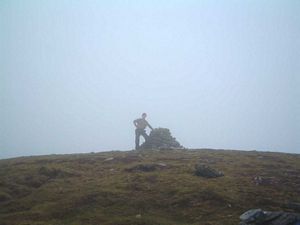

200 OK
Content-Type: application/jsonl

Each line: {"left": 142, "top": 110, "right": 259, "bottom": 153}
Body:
{"left": 142, "top": 113, "right": 147, "bottom": 119}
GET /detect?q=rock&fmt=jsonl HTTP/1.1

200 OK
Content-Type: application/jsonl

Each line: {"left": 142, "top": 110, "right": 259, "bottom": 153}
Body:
{"left": 58, "top": 187, "right": 63, "bottom": 193}
{"left": 125, "top": 163, "right": 167, "bottom": 172}
{"left": 104, "top": 157, "right": 114, "bottom": 161}
{"left": 253, "top": 176, "right": 278, "bottom": 186}
{"left": 135, "top": 214, "right": 142, "bottom": 218}
{"left": 140, "top": 128, "right": 183, "bottom": 150}
{"left": 194, "top": 163, "right": 224, "bottom": 178}
{"left": 157, "top": 163, "right": 167, "bottom": 167}
{"left": 240, "top": 209, "right": 264, "bottom": 223}
{"left": 239, "top": 209, "right": 300, "bottom": 225}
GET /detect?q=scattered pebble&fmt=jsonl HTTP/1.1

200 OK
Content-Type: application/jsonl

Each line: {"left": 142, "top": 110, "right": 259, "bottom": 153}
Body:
{"left": 104, "top": 157, "right": 114, "bottom": 161}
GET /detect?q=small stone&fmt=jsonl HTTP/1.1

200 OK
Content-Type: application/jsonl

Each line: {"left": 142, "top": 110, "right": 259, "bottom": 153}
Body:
{"left": 157, "top": 163, "right": 167, "bottom": 167}
{"left": 136, "top": 214, "right": 142, "bottom": 218}
{"left": 125, "top": 164, "right": 157, "bottom": 172}
{"left": 104, "top": 157, "right": 114, "bottom": 161}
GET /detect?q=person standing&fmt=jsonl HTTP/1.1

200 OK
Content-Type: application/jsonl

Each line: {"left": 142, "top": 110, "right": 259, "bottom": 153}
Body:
{"left": 133, "top": 113, "right": 153, "bottom": 150}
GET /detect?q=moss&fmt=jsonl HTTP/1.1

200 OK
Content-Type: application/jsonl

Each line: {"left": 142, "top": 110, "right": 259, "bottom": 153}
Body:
{"left": 0, "top": 149, "right": 299, "bottom": 225}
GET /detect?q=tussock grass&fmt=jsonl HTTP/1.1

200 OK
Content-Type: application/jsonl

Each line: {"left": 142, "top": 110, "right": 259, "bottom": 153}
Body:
{"left": 0, "top": 149, "right": 299, "bottom": 225}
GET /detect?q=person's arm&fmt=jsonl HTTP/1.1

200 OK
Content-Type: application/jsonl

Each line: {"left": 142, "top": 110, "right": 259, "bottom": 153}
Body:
{"left": 133, "top": 119, "right": 138, "bottom": 128}
{"left": 147, "top": 121, "right": 153, "bottom": 130}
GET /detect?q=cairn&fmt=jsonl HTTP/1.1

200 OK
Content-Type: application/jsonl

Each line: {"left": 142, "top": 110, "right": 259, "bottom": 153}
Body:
{"left": 140, "top": 128, "right": 183, "bottom": 150}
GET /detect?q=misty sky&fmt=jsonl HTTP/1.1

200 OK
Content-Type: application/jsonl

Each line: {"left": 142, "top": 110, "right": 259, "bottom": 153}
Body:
{"left": 1, "top": 0, "right": 299, "bottom": 159}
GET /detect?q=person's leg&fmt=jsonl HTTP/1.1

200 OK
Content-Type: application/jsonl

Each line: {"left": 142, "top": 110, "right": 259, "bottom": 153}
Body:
{"left": 135, "top": 129, "right": 141, "bottom": 150}
{"left": 141, "top": 130, "right": 149, "bottom": 142}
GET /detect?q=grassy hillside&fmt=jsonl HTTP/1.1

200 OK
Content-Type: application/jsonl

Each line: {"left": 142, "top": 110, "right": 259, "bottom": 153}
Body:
{"left": 0, "top": 149, "right": 299, "bottom": 225}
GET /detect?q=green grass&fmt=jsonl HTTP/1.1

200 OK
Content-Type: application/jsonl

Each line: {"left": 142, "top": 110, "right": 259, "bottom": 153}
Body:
{"left": 0, "top": 149, "right": 299, "bottom": 225}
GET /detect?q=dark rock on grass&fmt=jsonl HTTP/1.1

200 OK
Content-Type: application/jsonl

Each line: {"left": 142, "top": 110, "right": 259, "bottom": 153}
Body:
{"left": 194, "top": 163, "right": 224, "bottom": 178}
{"left": 103, "top": 157, "right": 114, "bottom": 162}
{"left": 140, "top": 128, "right": 183, "bottom": 150}
{"left": 125, "top": 163, "right": 168, "bottom": 172}
{"left": 239, "top": 209, "right": 300, "bottom": 225}
{"left": 253, "top": 176, "right": 278, "bottom": 186}
{"left": 103, "top": 155, "right": 142, "bottom": 164}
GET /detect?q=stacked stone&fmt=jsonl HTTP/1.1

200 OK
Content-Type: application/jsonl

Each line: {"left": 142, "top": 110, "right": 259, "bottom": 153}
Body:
{"left": 140, "top": 128, "right": 182, "bottom": 150}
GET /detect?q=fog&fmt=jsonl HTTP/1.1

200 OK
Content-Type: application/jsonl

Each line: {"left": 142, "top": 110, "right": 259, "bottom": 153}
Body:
{"left": 1, "top": 0, "right": 299, "bottom": 159}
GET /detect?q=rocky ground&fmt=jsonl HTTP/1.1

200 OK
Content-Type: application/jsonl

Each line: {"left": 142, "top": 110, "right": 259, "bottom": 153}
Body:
{"left": 0, "top": 148, "right": 299, "bottom": 225}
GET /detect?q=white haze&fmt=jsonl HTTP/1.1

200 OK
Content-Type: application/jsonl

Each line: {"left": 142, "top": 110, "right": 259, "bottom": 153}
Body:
{"left": 1, "top": 0, "right": 299, "bottom": 159}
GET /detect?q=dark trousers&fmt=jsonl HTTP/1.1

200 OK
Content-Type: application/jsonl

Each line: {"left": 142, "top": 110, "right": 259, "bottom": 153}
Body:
{"left": 135, "top": 128, "right": 148, "bottom": 150}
